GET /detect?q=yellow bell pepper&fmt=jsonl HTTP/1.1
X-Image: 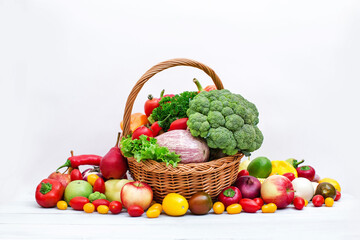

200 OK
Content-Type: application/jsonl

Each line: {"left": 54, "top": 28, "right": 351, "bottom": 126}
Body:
{"left": 270, "top": 160, "right": 298, "bottom": 178}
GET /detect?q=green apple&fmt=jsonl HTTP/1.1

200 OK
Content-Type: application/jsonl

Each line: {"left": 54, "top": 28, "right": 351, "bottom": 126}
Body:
{"left": 105, "top": 179, "right": 133, "bottom": 202}
{"left": 64, "top": 180, "right": 93, "bottom": 203}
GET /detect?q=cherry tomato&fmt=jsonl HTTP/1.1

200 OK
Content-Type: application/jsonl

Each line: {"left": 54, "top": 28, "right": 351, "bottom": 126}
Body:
{"left": 304, "top": 199, "right": 308, "bottom": 207}
{"left": 335, "top": 191, "right": 341, "bottom": 201}
{"left": 226, "top": 204, "right": 242, "bottom": 214}
{"left": 144, "top": 94, "right": 161, "bottom": 117}
{"left": 93, "top": 177, "right": 105, "bottom": 194}
{"left": 239, "top": 199, "right": 260, "bottom": 213}
{"left": 57, "top": 200, "right": 68, "bottom": 210}
{"left": 97, "top": 205, "right": 109, "bottom": 214}
{"left": 109, "top": 201, "right": 122, "bottom": 214}
{"left": 83, "top": 203, "right": 95, "bottom": 213}
{"left": 282, "top": 172, "right": 295, "bottom": 182}
{"left": 128, "top": 205, "right": 144, "bottom": 217}
{"left": 253, "top": 198, "right": 264, "bottom": 208}
{"left": 293, "top": 197, "right": 305, "bottom": 210}
{"left": 325, "top": 197, "right": 334, "bottom": 207}
{"left": 70, "top": 169, "right": 83, "bottom": 181}
{"left": 92, "top": 199, "right": 110, "bottom": 210}
{"left": 213, "top": 202, "right": 225, "bottom": 214}
{"left": 312, "top": 195, "right": 324, "bottom": 207}
{"left": 169, "top": 118, "right": 188, "bottom": 131}
{"left": 132, "top": 126, "right": 154, "bottom": 140}
{"left": 87, "top": 174, "right": 100, "bottom": 186}
{"left": 237, "top": 170, "right": 249, "bottom": 179}
{"left": 69, "top": 196, "right": 90, "bottom": 211}
{"left": 149, "top": 203, "right": 162, "bottom": 212}
{"left": 146, "top": 208, "right": 161, "bottom": 218}
{"left": 261, "top": 203, "right": 277, "bottom": 213}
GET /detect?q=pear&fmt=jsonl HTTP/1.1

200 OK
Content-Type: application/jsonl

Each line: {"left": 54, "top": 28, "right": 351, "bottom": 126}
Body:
{"left": 100, "top": 132, "right": 128, "bottom": 179}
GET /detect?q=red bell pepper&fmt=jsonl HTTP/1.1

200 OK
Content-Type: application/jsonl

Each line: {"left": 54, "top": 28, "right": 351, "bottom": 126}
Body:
{"left": 218, "top": 186, "right": 242, "bottom": 208}
{"left": 193, "top": 78, "right": 217, "bottom": 92}
{"left": 35, "top": 179, "right": 64, "bottom": 208}
{"left": 296, "top": 165, "right": 315, "bottom": 181}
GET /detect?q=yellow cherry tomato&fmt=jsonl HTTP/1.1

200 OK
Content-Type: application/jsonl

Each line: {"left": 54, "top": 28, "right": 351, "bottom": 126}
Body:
{"left": 162, "top": 193, "right": 189, "bottom": 216}
{"left": 97, "top": 205, "right": 109, "bottom": 214}
{"left": 149, "top": 203, "right": 163, "bottom": 212}
{"left": 213, "top": 202, "right": 225, "bottom": 214}
{"left": 226, "top": 204, "right": 242, "bottom": 214}
{"left": 325, "top": 197, "right": 334, "bottom": 207}
{"left": 146, "top": 208, "right": 161, "bottom": 218}
{"left": 87, "top": 174, "right": 100, "bottom": 186}
{"left": 83, "top": 203, "right": 95, "bottom": 213}
{"left": 57, "top": 200, "right": 68, "bottom": 210}
{"left": 261, "top": 203, "right": 277, "bottom": 213}
{"left": 304, "top": 199, "right": 308, "bottom": 207}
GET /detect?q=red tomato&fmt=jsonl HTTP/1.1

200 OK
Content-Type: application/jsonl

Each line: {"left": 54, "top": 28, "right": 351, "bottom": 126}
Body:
{"left": 35, "top": 179, "right": 64, "bottom": 208}
{"left": 93, "top": 177, "right": 105, "bottom": 194}
{"left": 293, "top": 197, "right": 305, "bottom": 210}
{"left": 92, "top": 199, "right": 110, "bottom": 210}
{"left": 132, "top": 126, "right": 154, "bottom": 140}
{"left": 109, "top": 201, "right": 123, "bottom": 214}
{"left": 334, "top": 191, "right": 341, "bottom": 201}
{"left": 144, "top": 95, "right": 161, "bottom": 117}
{"left": 128, "top": 205, "right": 144, "bottom": 217}
{"left": 69, "top": 196, "right": 90, "bottom": 210}
{"left": 312, "top": 195, "right": 324, "bottom": 207}
{"left": 70, "top": 169, "right": 83, "bottom": 181}
{"left": 239, "top": 199, "right": 260, "bottom": 213}
{"left": 253, "top": 198, "right": 264, "bottom": 208}
{"left": 282, "top": 172, "right": 295, "bottom": 182}
{"left": 169, "top": 118, "right": 188, "bottom": 131}
{"left": 237, "top": 170, "right": 249, "bottom": 179}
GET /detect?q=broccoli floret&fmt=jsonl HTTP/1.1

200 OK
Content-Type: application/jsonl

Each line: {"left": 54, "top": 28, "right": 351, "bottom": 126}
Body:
{"left": 88, "top": 191, "right": 106, "bottom": 202}
{"left": 187, "top": 89, "right": 263, "bottom": 155}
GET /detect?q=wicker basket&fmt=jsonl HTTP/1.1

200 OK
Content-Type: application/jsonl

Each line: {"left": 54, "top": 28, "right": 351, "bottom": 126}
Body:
{"left": 121, "top": 58, "right": 244, "bottom": 203}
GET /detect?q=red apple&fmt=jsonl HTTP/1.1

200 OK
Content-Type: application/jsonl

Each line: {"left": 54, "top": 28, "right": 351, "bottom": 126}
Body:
{"left": 48, "top": 172, "right": 71, "bottom": 188}
{"left": 121, "top": 181, "right": 153, "bottom": 210}
{"left": 261, "top": 175, "right": 294, "bottom": 209}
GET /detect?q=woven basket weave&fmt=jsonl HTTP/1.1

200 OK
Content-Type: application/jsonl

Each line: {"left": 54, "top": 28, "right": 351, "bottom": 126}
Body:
{"left": 122, "top": 58, "right": 243, "bottom": 202}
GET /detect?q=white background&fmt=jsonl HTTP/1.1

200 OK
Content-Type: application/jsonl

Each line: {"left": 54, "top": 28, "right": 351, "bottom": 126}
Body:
{"left": 1, "top": 0, "right": 360, "bottom": 205}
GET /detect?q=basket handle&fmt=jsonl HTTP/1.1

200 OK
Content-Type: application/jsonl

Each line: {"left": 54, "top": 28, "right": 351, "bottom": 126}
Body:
{"left": 122, "top": 58, "right": 224, "bottom": 136}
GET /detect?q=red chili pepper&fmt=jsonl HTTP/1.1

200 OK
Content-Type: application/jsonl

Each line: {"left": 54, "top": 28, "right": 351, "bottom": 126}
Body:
{"left": 169, "top": 118, "right": 188, "bottom": 131}
{"left": 56, "top": 151, "right": 102, "bottom": 172}
{"left": 35, "top": 179, "right": 64, "bottom": 208}
{"left": 150, "top": 122, "right": 163, "bottom": 136}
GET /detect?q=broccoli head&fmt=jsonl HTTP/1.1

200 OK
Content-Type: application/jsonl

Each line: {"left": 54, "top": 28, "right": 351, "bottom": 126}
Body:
{"left": 187, "top": 89, "right": 263, "bottom": 155}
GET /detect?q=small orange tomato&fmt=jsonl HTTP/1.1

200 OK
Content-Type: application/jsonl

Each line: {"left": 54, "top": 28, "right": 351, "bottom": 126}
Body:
{"left": 57, "top": 201, "right": 68, "bottom": 210}
{"left": 146, "top": 208, "right": 161, "bottom": 218}
{"left": 87, "top": 174, "right": 100, "bottom": 186}
{"left": 261, "top": 203, "right": 277, "bottom": 213}
{"left": 97, "top": 205, "right": 109, "bottom": 214}
{"left": 304, "top": 199, "right": 308, "bottom": 207}
{"left": 226, "top": 204, "right": 242, "bottom": 214}
{"left": 213, "top": 202, "right": 225, "bottom": 214}
{"left": 149, "top": 203, "right": 162, "bottom": 212}
{"left": 83, "top": 203, "right": 95, "bottom": 213}
{"left": 325, "top": 198, "right": 334, "bottom": 207}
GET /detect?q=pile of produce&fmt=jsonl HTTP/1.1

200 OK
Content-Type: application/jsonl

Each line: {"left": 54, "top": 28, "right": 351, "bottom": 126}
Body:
{"left": 35, "top": 79, "right": 341, "bottom": 217}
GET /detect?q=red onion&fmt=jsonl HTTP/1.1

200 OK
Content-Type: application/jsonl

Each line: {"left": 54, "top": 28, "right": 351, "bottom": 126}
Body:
{"left": 82, "top": 166, "right": 103, "bottom": 181}
{"left": 234, "top": 176, "right": 261, "bottom": 199}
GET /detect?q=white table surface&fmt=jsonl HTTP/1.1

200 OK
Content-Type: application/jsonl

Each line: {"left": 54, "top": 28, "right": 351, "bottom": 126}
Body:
{"left": 0, "top": 193, "right": 359, "bottom": 240}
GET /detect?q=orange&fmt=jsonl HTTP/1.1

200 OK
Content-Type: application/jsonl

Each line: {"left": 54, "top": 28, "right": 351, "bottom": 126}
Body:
{"left": 162, "top": 193, "right": 188, "bottom": 216}
{"left": 120, "top": 113, "right": 149, "bottom": 133}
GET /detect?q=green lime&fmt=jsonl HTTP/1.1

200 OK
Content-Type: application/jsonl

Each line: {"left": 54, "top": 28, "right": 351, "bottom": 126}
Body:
{"left": 247, "top": 157, "right": 272, "bottom": 178}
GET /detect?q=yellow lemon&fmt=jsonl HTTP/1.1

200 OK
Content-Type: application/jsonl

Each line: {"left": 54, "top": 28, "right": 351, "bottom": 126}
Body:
{"left": 319, "top": 178, "right": 341, "bottom": 192}
{"left": 162, "top": 193, "right": 189, "bottom": 216}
